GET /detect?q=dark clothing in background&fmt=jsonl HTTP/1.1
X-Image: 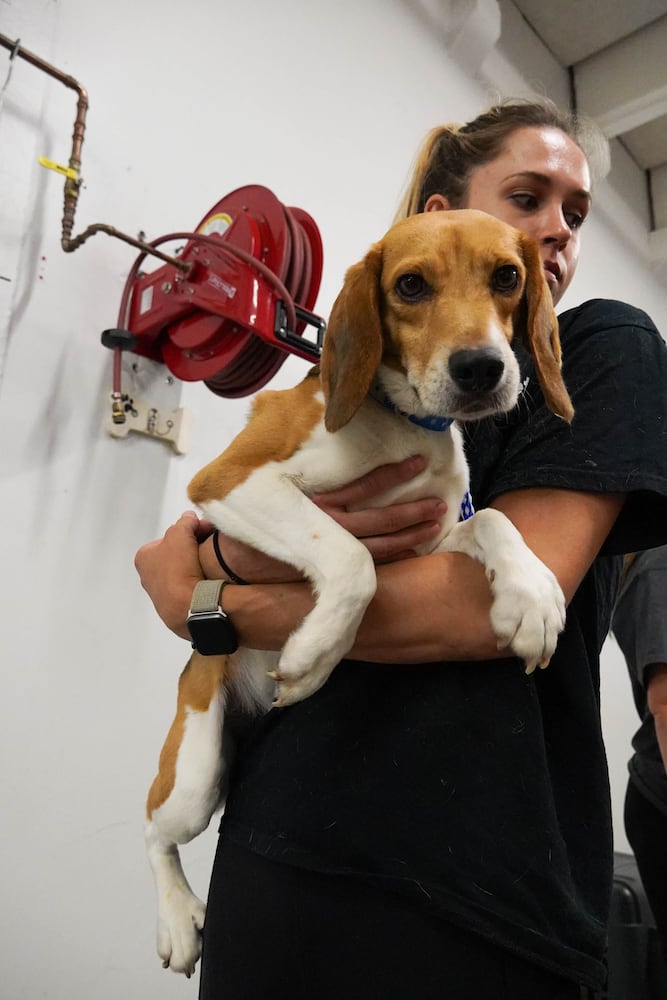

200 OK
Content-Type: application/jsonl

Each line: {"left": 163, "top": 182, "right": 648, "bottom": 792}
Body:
{"left": 613, "top": 544, "right": 667, "bottom": 958}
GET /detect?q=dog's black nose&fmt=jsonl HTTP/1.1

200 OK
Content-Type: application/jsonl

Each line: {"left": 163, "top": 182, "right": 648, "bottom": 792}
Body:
{"left": 448, "top": 348, "right": 505, "bottom": 393}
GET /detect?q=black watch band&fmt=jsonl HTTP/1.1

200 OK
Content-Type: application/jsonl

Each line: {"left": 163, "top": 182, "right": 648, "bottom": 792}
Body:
{"left": 186, "top": 580, "right": 239, "bottom": 656}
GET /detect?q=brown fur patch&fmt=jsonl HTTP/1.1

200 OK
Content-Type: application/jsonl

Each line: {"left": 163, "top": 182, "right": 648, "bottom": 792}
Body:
{"left": 320, "top": 247, "right": 384, "bottom": 432}
{"left": 188, "top": 368, "right": 324, "bottom": 505}
{"left": 146, "top": 652, "right": 228, "bottom": 817}
{"left": 516, "top": 234, "right": 574, "bottom": 422}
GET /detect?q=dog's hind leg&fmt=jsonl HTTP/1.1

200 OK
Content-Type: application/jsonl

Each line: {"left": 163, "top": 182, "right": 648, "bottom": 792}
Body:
{"left": 145, "top": 653, "right": 231, "bottom": 977}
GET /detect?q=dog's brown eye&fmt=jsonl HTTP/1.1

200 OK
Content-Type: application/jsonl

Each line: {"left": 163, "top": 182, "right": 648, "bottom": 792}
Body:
{"left": 395, "top": 273, "right": 429, "bottom": 301}
{"left": 492, "top": 265, "right": 520, "bottom": 294}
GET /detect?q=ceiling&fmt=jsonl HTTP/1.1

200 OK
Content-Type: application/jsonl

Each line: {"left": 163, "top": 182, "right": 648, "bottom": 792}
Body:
{"left": 512, "top": 0, "right": 667, "bottom": 232}
{"left": 512, "top": 0, "right": 667, "bottom": 65}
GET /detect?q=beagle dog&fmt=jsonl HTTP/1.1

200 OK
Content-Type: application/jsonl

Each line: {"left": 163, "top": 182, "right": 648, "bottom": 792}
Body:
{"left": 145, "top": 209, "right": 574, "bottom": 976}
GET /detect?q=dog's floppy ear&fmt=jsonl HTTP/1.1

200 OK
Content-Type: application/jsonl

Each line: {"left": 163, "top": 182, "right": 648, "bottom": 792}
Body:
{"left": 516, "top": 234, "right": 574, "bottom": 423}
{"left": 320, "top": 244, "right": 384, "bottom": 432}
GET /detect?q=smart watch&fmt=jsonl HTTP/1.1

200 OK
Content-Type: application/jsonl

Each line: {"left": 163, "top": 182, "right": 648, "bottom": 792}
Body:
{"left": 186, "top": 579, "right": 239, "bottom": 655}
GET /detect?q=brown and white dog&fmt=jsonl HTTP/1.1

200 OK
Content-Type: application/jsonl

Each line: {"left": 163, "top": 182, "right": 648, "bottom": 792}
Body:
{"left": 145, "top": 209, "right": 574, "bottom": 975}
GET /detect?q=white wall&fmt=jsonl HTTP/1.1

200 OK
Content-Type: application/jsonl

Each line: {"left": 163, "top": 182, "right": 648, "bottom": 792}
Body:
{"left": 0, "top": 1, "right": 665, "bottom": 997}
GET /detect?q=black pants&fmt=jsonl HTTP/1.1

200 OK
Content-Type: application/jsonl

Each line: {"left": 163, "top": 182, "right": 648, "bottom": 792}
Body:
{"left": 624, "top": 779, "right": 667, "bottom": 960}
{"left": 199, "top": 838, "right": 592, "bottom": 1000}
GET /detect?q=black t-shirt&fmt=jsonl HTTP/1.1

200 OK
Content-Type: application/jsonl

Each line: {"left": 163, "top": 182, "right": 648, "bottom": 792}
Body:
{"left": 221, "top": 300, "right": 667, "bottom": 990}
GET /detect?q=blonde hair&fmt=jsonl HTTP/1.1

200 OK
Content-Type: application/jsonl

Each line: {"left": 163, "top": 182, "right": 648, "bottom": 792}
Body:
{"left": 394, "top": 97, "right": 609, "bottom": 223}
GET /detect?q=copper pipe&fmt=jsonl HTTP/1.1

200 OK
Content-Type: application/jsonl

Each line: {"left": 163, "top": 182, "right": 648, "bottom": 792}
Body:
{"left": 0, "top": 32, "right": 184, "bottom": 268}
{"left": 64, "top": 223, "right": 190, "bottom": 269}
{"left": 0, "top": 32, "right": 87, "bottom": 249}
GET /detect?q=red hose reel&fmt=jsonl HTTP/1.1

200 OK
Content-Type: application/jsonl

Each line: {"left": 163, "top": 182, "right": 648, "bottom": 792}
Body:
{"left": 102, "top": 185, "right": 325, "bottom": 408}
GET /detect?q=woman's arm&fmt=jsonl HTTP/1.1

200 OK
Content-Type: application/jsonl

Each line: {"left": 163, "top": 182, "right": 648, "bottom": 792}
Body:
{"left": 135, "top": 485, "right": 625, "bottom": 664}
{"left": 212, "top": 488, "right": 624, "bottom": 662}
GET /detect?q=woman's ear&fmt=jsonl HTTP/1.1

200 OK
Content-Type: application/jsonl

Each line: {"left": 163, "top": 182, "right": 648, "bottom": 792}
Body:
{"left": 424, "top": 193, "right": 451, "bottom": 212}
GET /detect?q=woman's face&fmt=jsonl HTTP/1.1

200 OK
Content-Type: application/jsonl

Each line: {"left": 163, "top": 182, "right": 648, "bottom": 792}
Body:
{"left": 427, "top": 126, "right": 591, "bottom": 305}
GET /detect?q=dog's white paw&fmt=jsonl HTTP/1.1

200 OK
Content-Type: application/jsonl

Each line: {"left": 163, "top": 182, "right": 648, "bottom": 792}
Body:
{"left": 488, "top": 557, "right": 566, "bottom": 673}
{"left": 269, "top": 569, "right": 376, "bottom": 706}
{"left": 268, "top": 615, "right": 362, "bottom": 707}
{"left": 156, "top": 891, "right": 206, "bottom": 977}
{"left": 269, "top": 642, "right": 346, "bottom": 707}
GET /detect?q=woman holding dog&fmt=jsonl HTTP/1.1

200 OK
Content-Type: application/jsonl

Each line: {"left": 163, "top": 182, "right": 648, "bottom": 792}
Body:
{"left": 136, "top": 98, "right": 667, "bottom": 999}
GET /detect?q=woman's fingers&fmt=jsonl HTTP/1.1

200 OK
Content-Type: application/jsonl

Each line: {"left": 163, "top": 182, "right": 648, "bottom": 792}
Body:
{"left": 312, "top": 455, "right": 446, "bottom": 563}
{"left": 361, "top": 516, "right": 444, "bottom": 563}
{"left": 314, "top": 455, "right": 427, "bottom": 508}
{"left": 134, "top": 511, "right": 207, "bottom": 637}
{"left": 316, "top": 496, "right": 445, "bottom": 538}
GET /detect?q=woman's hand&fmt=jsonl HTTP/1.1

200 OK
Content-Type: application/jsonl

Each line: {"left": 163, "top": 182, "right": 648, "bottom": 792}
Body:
{"left": 314, "top": 454, "right": 446, "bottom": 563}
{"left": 134, "top": 511, "right": 212, "bottom": 639}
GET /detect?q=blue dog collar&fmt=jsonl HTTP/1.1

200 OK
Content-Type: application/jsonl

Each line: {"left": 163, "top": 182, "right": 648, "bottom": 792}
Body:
{"left": 370, "top": 383, "right": 453, "bottom": 432}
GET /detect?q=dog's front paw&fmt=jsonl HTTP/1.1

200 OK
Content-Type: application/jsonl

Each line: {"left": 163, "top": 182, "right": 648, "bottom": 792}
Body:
{"left": 269, "top": 647, "right": 340, "bottom": 707}
{"left": 269, "top": 618, "right": 361, "bottom": 707}
{"left": 269, "top": 569, "right": 376, "bottom": 706}
{"left": 488, "top": 557, "right": 566, "bottom": 673}
{"left": 156, "top": 891, "right": 206, "bottom": 977}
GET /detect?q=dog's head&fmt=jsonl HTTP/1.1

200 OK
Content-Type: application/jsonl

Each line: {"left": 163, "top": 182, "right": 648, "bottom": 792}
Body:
{"left": 320, "top": 209, "right": 574, "bottom": 432}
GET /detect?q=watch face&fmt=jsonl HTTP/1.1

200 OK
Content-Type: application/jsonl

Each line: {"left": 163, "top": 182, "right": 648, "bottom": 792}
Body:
{"left": 187, "top": 612, "right": 238, "bottom": 656}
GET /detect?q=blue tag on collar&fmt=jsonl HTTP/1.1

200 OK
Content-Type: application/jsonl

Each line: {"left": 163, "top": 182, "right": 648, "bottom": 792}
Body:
{"left": 460, "top": 491, "right": 475, "bottom": 521}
